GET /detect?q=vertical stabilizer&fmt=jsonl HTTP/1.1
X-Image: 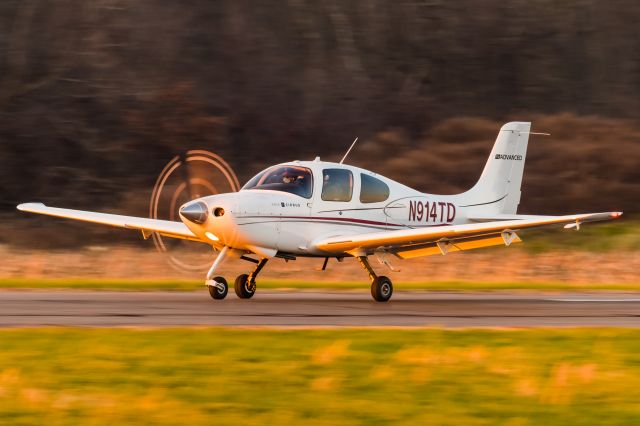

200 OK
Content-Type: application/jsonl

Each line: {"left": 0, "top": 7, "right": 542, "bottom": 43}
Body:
{"left": 462, "top": 122, "right": 531, "bottom": 214}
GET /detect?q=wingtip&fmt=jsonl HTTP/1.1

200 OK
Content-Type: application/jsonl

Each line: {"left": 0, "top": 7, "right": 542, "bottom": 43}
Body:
{"left": 17, "top": 202, "right": 45, "bottom": 212}
{"left": 610, "top": 211, "right": 623, "bottom": 219}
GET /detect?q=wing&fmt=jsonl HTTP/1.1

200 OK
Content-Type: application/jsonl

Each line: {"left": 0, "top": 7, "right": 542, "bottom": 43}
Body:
{"left": 313, "top": 212, "right": 622, "bottom": 258}
{"left": 17, "top": 202, "right": 200, "bottom": 242}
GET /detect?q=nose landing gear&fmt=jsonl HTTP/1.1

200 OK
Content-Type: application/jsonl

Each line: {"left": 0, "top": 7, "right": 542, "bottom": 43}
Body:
{"left": 207, "top": 276, "right": 228, "bottom": 299}
{"left": 356, "top": 256, "right": 393, "bottom": 302}
{"left": 205, "top": 246, "right": 231, "bottom": 300}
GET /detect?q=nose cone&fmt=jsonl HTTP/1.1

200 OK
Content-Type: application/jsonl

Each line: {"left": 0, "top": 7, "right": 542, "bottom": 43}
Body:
{"left": 179, "top": 201, "right": 208, "bottom": 224}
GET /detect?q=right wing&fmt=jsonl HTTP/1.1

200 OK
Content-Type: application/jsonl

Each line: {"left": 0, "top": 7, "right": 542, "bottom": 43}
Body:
{"left": 17, "top": 203, "right": 200, "bottom": 242}
{"left": 312, "top": 212, "right": 622, "bottom": 257}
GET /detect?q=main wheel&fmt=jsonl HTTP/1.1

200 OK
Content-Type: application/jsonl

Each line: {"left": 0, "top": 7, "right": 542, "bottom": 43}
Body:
{"left": 208, "top": 276, "right": 228, "bottom": 300}
{"left": 234, "top": 274, "right": 256, "bottom": 299}
{"left": 371, "top": 276, "right": 393, "bottom": 302}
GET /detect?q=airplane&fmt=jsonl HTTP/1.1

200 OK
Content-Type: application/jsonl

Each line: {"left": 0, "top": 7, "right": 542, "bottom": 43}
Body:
{"left": 17, "top": 122, "right": 623, "bottom": 302}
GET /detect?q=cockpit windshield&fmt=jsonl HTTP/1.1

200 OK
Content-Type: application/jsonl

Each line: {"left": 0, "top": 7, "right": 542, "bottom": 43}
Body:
{"left": 242, "top": 165, "right": 313, "bottom": 198}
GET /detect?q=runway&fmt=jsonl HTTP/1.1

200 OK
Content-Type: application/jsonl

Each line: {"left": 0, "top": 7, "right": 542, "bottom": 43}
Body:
{"left": 2, "top": 290, "right": 640, "bottom": 327}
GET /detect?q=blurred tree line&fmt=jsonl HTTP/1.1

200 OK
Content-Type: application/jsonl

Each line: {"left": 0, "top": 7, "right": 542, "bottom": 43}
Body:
{"left": 0, "top": 0, "right": 638, "bottom": 246}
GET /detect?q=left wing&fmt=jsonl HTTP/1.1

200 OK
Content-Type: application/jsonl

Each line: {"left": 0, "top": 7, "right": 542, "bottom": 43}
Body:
{"left": 312, "top": 212, "right": 622, "bottom": 257}
{"left": 17, "top": 203, "right": 200, "bottom": 242}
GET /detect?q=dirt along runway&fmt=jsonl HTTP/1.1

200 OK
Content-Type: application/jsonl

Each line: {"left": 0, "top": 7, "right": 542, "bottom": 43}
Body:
{"left": 2, "top": 290, "right": 640, "bottom": 327}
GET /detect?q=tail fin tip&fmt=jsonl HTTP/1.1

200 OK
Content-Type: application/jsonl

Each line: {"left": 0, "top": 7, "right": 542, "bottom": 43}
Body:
{"left": 465, "top": 121, "right": 532, "bottom": 215}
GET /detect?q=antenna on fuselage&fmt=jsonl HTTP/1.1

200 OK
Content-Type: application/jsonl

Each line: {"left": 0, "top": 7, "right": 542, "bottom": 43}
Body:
{"left": 339, "top": 137, "right": 359, "bottom": 164}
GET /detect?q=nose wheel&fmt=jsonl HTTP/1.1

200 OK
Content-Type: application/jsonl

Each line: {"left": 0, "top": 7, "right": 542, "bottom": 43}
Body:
{"left": 207, "top": 276, "right": 228, "bottom": 300}
{"left": 357, "top": 256, "right": 393, "bottom": 302}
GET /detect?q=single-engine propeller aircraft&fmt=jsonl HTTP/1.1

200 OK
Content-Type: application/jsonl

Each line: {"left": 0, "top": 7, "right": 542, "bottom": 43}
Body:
{"left": 18, "top": 122, "right": 622, "bottom": 301}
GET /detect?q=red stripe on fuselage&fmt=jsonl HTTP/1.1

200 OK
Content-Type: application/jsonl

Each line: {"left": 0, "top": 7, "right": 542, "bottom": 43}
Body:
{"left": 239, "top": 215, "right": 452, "bottom": 228}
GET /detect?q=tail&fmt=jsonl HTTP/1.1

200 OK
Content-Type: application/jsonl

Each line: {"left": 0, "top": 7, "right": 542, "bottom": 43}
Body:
{"left": 461, "top": 121, "right": 531, "bottom": 214}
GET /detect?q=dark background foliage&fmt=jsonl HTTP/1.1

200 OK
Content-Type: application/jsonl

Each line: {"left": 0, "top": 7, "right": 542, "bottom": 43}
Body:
{"left": 1, "top": 0, "right": 638, "bottom": 246}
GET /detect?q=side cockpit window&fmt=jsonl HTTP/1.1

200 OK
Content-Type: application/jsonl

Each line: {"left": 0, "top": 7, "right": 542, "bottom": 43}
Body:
{"left": 321, "top": 169, "right": 353, "bottom": 202}
{"left": 360, "top": 173, "right": 389, "bottom": 203}
{"left": 242, "top": 165, "right": 313, "bottom": 198}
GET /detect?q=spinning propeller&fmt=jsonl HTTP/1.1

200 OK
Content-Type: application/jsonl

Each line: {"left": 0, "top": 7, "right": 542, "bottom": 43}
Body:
{"left": 149, "top": 150, "right": 240, "bottom": 272}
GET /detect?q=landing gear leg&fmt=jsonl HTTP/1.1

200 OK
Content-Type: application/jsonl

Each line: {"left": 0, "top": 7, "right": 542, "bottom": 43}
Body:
{"left": 357, "top": 256, "right": 393, "bottom": 302}
{"left": 235, "top": 258, "right": 268, "bottom": 299}
{"left": 205, "top": 246, "right": 229, "bottom": 300}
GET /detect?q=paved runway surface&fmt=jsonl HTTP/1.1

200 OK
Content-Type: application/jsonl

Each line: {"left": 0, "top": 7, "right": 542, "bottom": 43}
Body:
{"left": 2, "top": 290, "right": 640, "bottom": 327}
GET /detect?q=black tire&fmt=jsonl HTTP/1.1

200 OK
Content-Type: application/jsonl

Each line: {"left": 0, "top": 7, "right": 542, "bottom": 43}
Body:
{"left": 234, "top": 274, "right": 256, "bottom": 299}
{"left": 208, "top": 276, "right": 228, "bottom": 300}
{"left": 371, "top": 276, "right": 393, "bottom": 302}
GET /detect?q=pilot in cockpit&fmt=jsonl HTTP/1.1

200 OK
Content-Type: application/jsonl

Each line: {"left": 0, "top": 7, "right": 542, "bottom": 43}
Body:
{"left": 282, "top": 171, "right": 297, "bottom": 184}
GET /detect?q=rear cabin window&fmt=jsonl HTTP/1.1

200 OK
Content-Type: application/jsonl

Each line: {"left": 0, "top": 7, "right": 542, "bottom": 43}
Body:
{"left": 321, "top": 169, "right": 353, "bottom": 202}
{"left": 360, "top": 174, "right": 390, "bottom": 203}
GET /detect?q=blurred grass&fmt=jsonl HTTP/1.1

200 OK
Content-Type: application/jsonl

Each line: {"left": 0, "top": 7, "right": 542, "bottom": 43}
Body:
{"left": 0, "top": 277, "right": 639, "bottom": 291}
{"left": 1, "top": 328, "right": 640, "bottom": 425}
{"left": 516, "top": 219, "right": 639, "bottom": 253}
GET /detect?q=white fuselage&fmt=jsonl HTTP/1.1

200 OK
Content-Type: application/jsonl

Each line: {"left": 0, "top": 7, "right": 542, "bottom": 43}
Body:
{"left": 180, "top": 159, "right": 498, "bottom": 257}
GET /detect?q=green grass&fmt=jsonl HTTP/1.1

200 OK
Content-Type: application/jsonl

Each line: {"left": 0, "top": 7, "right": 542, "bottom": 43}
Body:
{"left": 0, "top": 277, "right": 638, "bottom": 292}
{"left": 1, "top": 328, "right": 640, "bottom": 425}
{"left": 518, "top": 219, "right": 639, "bottom": 253}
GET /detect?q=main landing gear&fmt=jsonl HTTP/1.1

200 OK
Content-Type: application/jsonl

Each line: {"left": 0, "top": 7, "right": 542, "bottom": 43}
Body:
{"left": 206, "top": 248, "right": 391, "bottom": 302}
{"left": 205, "top": 246, "right": 269, "bottom": 300}
{"left": 356, "top": 256, "right": 393, "bottom": 302}
{"left": 234, "top": 258, "right": 268, "bottom": 299}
